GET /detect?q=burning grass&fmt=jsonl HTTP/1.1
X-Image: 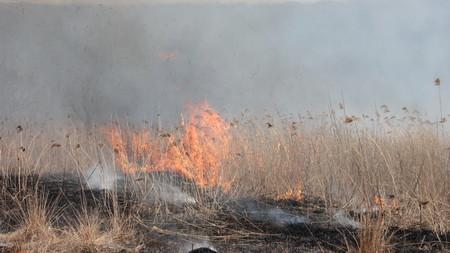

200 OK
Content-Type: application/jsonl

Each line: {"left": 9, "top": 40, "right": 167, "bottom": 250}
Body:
{"left": 105, "top": 102, "right": 231, "bottom": 189}
{"left": 0, "top": 103, "right": 449, "bottom": 252}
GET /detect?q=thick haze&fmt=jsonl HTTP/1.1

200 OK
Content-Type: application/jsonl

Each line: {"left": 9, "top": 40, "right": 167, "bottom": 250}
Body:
{"left": 0, "top": 0, "right": 449, "bottom": 124}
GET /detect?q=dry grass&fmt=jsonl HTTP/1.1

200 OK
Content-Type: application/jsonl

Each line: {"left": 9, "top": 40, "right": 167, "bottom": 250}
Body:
{"left": 0, "top": 194, "right": 135, "bottom": 252}
{"left": 353, "top": 215, "right": 393, "bottom": 253}
{"left": 64, "top": 212, "right": 135, "bottom": 252}
{"left": 225, "top": 112, "right": 450, "bottom": 232}
{"left": 0, "top": 108, "right": 448, "bottom": 252}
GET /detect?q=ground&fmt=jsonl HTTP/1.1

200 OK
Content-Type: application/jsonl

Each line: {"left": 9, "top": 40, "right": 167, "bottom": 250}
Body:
{"left": 0, "top": 173, "right": 448, "bottom": 253}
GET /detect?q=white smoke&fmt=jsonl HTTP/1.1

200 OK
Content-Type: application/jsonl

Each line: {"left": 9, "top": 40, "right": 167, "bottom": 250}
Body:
{"left": 248, "top": 207, "right": 310, "bottom": 226}
{"left": 333, "top": 210, "right": 361, "bottom": 229}
{"left": 85, "top": 165, "right": 122, "bottom": 190}
{"left": 149, "top": 182, "right": 197, "bottom": 205}
{"left": 84, "top": 166, "right": 196, "bottom": 205}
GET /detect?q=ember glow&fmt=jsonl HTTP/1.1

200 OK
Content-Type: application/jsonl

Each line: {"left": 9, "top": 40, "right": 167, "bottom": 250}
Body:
{"left": 276, "top": 183, "right": 304, "bottom": 201}
{"left": 106, "top": 102, "right": 231, "bottom": 189}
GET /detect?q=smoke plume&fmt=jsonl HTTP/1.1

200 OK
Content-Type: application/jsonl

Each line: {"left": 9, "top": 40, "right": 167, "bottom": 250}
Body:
{"left": 1, "top": 0, "right": 449, "bottom": 123}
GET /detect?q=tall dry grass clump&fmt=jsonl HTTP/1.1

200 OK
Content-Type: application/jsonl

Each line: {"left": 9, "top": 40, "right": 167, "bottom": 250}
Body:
{"left": 0, "top": 192, "right": 136, "bottom": 252}
{"left": 64, "top": 211, "right": 135, "bottom": 252}
{"left": 0, "top": 195, "right": 58, "bottom": 252}
{"left": 353, "top": 215, "right": 393, "bottom": 253}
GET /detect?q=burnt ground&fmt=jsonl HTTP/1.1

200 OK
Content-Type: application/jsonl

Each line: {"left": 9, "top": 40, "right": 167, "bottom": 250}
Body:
{"left": 0, "top": 174, "right": 449, "bottom": 252}
{"left": 136, "top": 197, "right": 450, "bottom": 252}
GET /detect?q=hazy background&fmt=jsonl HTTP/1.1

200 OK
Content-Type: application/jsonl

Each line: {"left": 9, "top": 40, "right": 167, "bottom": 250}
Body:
{"left": 0, "top": 0, "right": 449, "bottom": 124}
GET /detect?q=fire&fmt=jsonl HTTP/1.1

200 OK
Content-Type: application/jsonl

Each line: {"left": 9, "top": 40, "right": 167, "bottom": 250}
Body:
{"left": 105, "top": 102, "right": 231, "bottom": 189}
{"left": 159, "top": 51, "right": 177, "bottom": 61}
{"left": 373, "top": 195, "right": 383, "bottom": 208}
{"left": 276, "top": 183, "right": 304, "bottom": 201}
{"left": 372, "top": 194, "right": 399, "bottom": 211}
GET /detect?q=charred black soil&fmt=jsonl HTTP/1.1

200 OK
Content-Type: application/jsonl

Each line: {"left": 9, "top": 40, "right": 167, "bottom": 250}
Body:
{"left": 0, "top": 173, "right": 449, "bottom": 252}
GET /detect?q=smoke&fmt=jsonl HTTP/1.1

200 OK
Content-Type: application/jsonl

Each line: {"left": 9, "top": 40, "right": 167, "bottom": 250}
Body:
{"left": 84, "top": 165, "right": 196, "bottom": 205}
{"left": 248, "top": 207, "right": 310, "bottom": 226}
{"left": 333, "top": 210, "right": 360, "bottom": 229}
{"left": 1, "top": 0, "right": 449, "bottom": 124}
{"left": 149, "top": 182, "right": 196, "bottom": 205}
{"left": 0, "top": 0, "right": 347, "bottom": 4}
{"left": 238, "top": 199, "right": 310, "bottom": 226}
{"left": 85, "top": 165, "right": 122, "bottom": 190}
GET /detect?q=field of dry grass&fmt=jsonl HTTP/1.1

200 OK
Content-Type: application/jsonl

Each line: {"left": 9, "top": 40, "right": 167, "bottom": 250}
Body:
{"left": 0, "top": 105, "right": 449, "bottom": 252}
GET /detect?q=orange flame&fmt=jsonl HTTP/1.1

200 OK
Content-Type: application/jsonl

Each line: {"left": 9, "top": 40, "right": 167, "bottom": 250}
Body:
{"left": 159, "top": 51, "right": 177, "bottom": 61}
{"left": 276, "top": 183, "right": 304, "bottom": 201}
{"left": 373, "top": 195, "right": 384, "bottom": 208}
{"left": 105, "top": 102, "right": 231, "bottom": 189}
{"left": 372, "top": 194, "right": 399, "bottom": 210}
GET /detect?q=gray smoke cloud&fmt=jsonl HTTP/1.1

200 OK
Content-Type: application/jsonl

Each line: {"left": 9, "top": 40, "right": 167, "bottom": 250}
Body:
{"left": 0, "top": 0, "right": 449, "bottom": 124}
{"left": 0, "top": 0, "right": 346, "bottom": 4}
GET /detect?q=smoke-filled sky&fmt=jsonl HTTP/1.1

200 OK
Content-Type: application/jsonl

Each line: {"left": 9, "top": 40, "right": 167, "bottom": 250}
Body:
{"left": 0, "top": 0, "right": 449, "bottom": 124}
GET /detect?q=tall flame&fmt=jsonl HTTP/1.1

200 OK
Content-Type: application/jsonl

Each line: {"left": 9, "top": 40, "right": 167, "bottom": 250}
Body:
{"left": 105, "top": 102, "right": 231, "bottom": 188}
